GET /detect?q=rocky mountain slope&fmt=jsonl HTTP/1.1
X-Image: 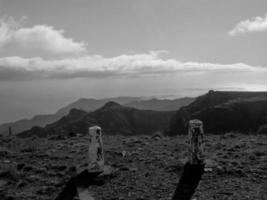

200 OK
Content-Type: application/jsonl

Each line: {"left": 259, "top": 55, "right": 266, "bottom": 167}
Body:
{"left": 167, "top": 90, "right": 267, "bottom": 135}
{"left": 19, "top": 102, "right": 175, "bottom": 138}
{"left": 0, "top": 97, "right": 141, "bottom": 136}
{"left": 0, "top": 97, "right": 193, "bottom": 136}
{"left": 125, "top": 97, "right": 194, "bottom": 111}
{"left": 56, "top": 97, "right": 142, "bottom": 115}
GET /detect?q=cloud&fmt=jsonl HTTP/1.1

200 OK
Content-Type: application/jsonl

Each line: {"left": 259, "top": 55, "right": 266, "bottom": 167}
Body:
{"left": 0, "top": 16, "right": 87, "bottom": 55}
{"left": 0, "top": 51, "right": 265, "bottom": 81}
{"left": 228, "top": 13, "right": 267, "bottom": 36}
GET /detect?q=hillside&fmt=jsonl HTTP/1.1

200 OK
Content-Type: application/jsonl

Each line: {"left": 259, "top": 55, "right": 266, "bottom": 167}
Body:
{"left": 56, "top": 97, "right": 142, "bottom": 115}
{"left": 0, "top": 96, "right": 192, "bottom": 136}
{"left": 0, "top": 97, "right": 140, "bottom": 136}
{"left": 125, "top": 97, "right": 195, "bottom": 111}
{"left": 167, "top": 90, "right": 267, "bottom": 135}
{"left": 18, "top": 102, "right": 175, "bottom": 137}
{"left": 0, "top": 113, "right": 63, "bottom": 137}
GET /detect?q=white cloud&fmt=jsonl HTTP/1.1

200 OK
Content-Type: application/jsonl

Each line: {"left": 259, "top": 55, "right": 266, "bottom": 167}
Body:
{"left": 0, "top": 16, "right": 87, "bottom": 55}
{"left": 0, "top": 17, "right": 264, "bottom": 81}
{"left": 229, "top": 13, "right": 267, "bottom": 36}
{"left": 0, "top": 51, "right": 265, "bottom": 81}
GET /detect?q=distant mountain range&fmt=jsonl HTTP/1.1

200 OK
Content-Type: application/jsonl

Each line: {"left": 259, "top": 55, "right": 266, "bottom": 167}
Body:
{"left": 0, "top": 96, "right": 194, "bottom": 136}
{"left": 125, "top": 97, "right": 194, "bottom": 111}
{"left": 18, "top": 102, "right": 175, "bottom": 137}
{"left": 56, "top": 97, "right": 142, "bottom": 115}
{"left": 167, "top": 90, "right": 267, "bottom": 135}
{"left": 7, "top": 90, "right": 267, "bottom": 137}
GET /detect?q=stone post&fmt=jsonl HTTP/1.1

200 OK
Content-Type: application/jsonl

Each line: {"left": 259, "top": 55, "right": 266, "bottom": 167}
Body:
{"left": 55, "top": 126, "right": 104, "bottom": 200}
{"left": 172, "top": 119, "right": 205, "bottom": 200}
{"left": 188, "top": 119, "right": 205, "bottom": 165}
{"left": 8, "top": 127, "right": 12, "bottom": 137}
{"left": 88, "top": 126, "right": 104, "bottom": 173}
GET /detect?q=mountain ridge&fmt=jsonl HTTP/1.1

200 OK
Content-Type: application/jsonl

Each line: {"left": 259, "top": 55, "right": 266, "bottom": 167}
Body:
{"left": 0, "top": 96, "right": 193, "bottom": 136}
{"left": 167, "top": 90, "right": 267, "bottom": 135}
{"left": 18, "top": 102, "right": 175, "bottom": 137}
{"left": 125, "top": 97, "right": 194, "bottom": 111}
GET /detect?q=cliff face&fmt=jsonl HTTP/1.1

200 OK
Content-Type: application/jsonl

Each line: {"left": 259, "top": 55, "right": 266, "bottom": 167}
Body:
{"left": 167, "top": 91, "right": 267, "bottom": 135}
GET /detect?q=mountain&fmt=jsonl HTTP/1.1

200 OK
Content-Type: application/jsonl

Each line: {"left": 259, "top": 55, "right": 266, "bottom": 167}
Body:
{"left": 0, "top": 97, "right": 141, "bottom": 136}
{"left": 18, "top": 102, "right": 175, "bottom": 138}
{"left": 125, "top": 97, "right": 195, "bottom": 111}
{"left": 56, "top": 97, "right": 142, "bottom": 115}
{"left": 167, "top": 90, "right": 267, "bottom": 135}
{"left": 0, "top": 113, "right": 63, "bottom": 137}
{"left": 0, "top": 96, "right": 193, "bottom": 136}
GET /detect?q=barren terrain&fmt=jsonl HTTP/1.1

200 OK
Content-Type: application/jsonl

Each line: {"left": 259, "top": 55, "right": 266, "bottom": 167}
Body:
{"left": 0, "top": 133, "right": 266, "bottom": 200}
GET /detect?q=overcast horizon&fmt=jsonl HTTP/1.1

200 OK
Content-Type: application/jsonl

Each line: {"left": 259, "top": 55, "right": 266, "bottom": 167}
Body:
{"left": 1, "top": 0, "right": 267, "bottom": 124}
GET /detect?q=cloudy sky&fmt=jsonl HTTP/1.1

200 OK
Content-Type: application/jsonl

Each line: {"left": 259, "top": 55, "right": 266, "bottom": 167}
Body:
{"left": 0, "top": 0, "right": 267, "bottom": 123}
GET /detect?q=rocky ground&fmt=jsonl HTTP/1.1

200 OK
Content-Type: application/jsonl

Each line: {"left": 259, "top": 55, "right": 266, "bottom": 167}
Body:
{"left": 0, "top": 133, "right": 266, "bottom": 200}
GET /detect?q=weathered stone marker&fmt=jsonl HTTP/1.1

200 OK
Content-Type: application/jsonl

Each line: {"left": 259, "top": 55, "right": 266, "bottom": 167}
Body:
{"left": 8, "top": 127, "right": 12, "bottom": 137}
{"left": 55, "top": 126, "right": 105, "bottom": 200}
{"left": 88, "top": 126, "right": 104, "bottom": 173}
{"left": 172, "top": 119, "right": 205, "bottom": 200}
{"left": 188, "top": 119, "right": 205, "bottom": 165}
{"left": 77, "top": 126, "right": 105, "bottom": 200}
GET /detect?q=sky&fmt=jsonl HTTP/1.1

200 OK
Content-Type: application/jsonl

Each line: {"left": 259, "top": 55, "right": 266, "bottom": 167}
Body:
{"left": 0, "top": 0, "right": 267, "bottom": 123}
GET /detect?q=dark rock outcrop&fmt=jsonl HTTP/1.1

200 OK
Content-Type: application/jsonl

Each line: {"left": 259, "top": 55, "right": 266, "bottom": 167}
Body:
{"left": 167, "top": 91, "right": 267, "bottom": 135}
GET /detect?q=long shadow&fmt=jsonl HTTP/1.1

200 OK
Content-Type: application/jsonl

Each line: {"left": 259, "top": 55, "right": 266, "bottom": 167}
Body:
{"left": 55, "top": 170, "right": 101, "bottom": 200}
{"left": 55, "top": 163, "right": 204, "bottom": 200}
{"left": 172, "top": 162, "right": 205, "bottom": 200}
